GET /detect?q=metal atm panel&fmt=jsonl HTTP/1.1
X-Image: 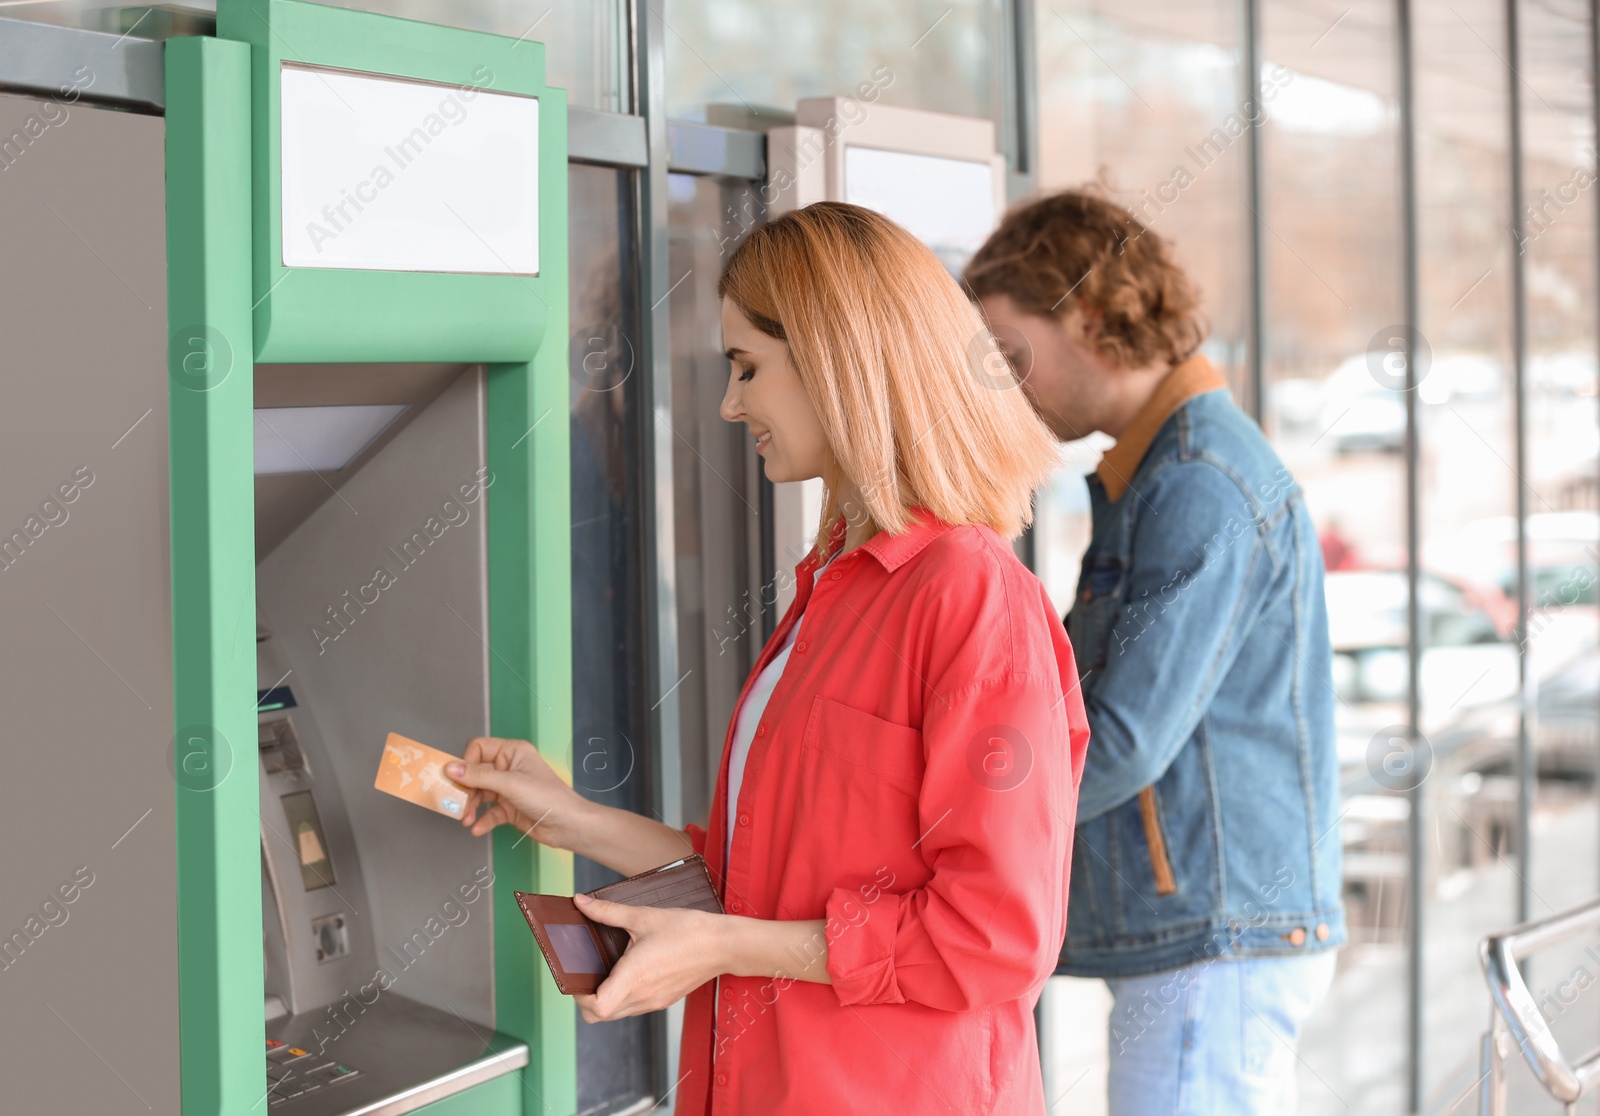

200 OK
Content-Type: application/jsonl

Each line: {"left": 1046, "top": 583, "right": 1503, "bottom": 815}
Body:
{"left": 252, "top": 365, "right": 526, "bottom": 1113}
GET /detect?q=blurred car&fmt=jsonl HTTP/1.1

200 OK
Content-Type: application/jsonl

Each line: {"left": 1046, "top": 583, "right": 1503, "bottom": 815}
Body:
{"left": 1316, "top": 356, "right": 1406, "bottom": 455}
{"left": 1269, "top": 377, "right": 1325, "bottom": 430}
{"left": 1529, "top": 351, "right": 1598, "bottom": 397}
{"left": 1430, "top": 512, "right": 1600, "bottom": 613}
{"left": 1325, "top": 568, "right": 1518, "bottom": 711}
{"left": 1417, "top": 354, "right": 1502, "bottom": 405}
{"left": 1312, "top": 352, "right": 1508, "bottom": 454}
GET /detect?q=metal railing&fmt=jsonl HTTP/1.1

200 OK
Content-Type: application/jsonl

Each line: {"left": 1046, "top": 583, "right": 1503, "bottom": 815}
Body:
{"left": 1479, "top": 897, "right": 1600, "bottom": 1114}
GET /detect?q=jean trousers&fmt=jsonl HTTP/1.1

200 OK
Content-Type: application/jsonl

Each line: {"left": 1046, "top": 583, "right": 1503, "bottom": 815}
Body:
{"left": 1104, "top": 951, "right": 1338, "bottom": 1115}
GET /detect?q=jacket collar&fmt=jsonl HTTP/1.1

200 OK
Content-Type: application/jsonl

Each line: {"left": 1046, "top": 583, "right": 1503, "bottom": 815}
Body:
{"left": 1095, "top": 353, "right": 1228, "bottom": 502}
{"left": 807, "top": 505, "right": 953, "bottom": 575}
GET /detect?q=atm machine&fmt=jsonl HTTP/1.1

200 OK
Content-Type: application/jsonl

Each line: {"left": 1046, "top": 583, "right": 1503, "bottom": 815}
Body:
{"left": 763, "top": 98, "right": 1009, "bottom": 612}
{"left": 164, "top": 1, "right": 572, "bottom": 1112}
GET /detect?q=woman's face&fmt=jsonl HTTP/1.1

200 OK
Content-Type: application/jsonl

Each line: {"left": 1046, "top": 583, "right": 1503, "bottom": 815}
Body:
{"left": 719, "top": 298, "right": 832, "bottom": 483}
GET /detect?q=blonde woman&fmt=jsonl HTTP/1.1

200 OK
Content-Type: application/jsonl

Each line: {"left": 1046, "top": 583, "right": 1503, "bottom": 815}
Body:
{"left": 449, "top": 202, "right": 1091, "bottom": 1114}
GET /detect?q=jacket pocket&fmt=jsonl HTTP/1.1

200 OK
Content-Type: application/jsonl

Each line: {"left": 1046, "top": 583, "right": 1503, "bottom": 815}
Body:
{"left": 1138, "top": 785, "right": 1178, "bottom": 896}
{"left": 1067, "top": 554, "right": 1125, "bottom": 671}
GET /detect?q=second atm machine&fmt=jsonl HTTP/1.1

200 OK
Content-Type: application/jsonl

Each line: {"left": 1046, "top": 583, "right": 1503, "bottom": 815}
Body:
{"left": 169, "top": 1, "right": 574, "bottom": 1112}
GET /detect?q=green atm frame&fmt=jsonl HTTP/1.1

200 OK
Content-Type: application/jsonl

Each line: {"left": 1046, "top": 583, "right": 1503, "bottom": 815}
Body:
{"left": 164, "top": 1, "right": 572, "bottom": 1111}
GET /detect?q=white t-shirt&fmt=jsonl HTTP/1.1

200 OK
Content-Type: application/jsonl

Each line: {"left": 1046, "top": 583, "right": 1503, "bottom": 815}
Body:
{"left": 724, "top": 549, "right": 838, "bottom": 862}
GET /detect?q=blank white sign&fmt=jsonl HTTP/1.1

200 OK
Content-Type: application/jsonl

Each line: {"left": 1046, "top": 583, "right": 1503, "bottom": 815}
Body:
{"left": 279, "top": 64, "right": 539, "bottom": 274}
{"left": 843, "top": 145, "right": 995, "bottom": 274}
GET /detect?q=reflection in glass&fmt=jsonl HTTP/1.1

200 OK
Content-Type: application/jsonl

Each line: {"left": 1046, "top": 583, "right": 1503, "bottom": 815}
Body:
{"left": 667, "top": 173, "right": 764, "bottom": 824}
{"left": 567, "top": 164, "right": 653, "bottom": 1111}
{"left": 16, "top": 1, "right": 631, "bottom": 112}
{"left": 663, "top": 0, "right": 1004, "bottom": 127}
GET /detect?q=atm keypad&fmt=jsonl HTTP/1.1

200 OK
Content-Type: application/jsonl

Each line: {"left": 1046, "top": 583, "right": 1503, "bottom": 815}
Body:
{"left": 266, "top": 1040, "right": 361, "bottom": 1105}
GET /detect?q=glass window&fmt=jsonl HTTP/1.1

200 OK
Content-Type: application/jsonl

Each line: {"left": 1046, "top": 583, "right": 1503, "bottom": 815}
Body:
{"left": 311, "top": 0, "right": 631, "bottom": 111}
{"left": 14, "top": 1, "right": 631, "bottom": 112}
{"left": 662, "top": 0, "right": 1005, "bottom": 129}
{"left": 1256, "top": 3, "right": 1407, "bottom": 1109}
{"left": 667, "top": 172, "right": 765, "bottom": 823}
{"left": 1035, "top": 0, "right": 1251, "bottom": 395}
{"left": 1404, "top": 2, "right": 1523, "bottom": 1107}
{"left": 567, "top": 163, "right": 653, "bottom": 1111}
{"left": 1516, "top": 0, "right": 1600, "bottom": 1108}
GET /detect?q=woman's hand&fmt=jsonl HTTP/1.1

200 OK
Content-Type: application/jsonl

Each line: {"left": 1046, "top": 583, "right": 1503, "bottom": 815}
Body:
{"left": 571, "top": 897, "right": 833, "bottom": 1023}
{"left": 448, "top": 737, "right": 585, "bottom": 848}
{"left": 449, "top": 738, "right": 695, "bottom": 877}
{"left": 572, "top": 896, "right": 729, "bottom": 1023}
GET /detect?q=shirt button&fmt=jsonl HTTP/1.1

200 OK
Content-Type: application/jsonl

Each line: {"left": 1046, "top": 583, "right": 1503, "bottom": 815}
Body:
{"left": 795, "top": 640, "right": 807, "bottom": 653}
{"left": 716, "top": 1073, "right": 728, "bottom": 1086}
{"left": 738, "top": 813, "right": 750, "bottom": 827}
{"left": 729, "top": 898, "right": 743, "bottom": 913}
{"left": 755, "top": 724, "right": 766, "bottom": 737}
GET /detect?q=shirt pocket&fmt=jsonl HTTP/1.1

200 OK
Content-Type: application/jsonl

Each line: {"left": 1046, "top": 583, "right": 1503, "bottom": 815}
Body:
{"left": 1067, "top": 554, "right": 1125, "bottom": 672}
{"left": 793, "top": 696, "right": 925, "bottom": 883}
{"left": 803, "top": 696, "right": 925, "bottom": 786}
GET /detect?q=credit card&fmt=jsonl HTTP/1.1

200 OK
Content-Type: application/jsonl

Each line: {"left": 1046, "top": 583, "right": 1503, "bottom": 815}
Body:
{"left": 375, "top": 732, "right": 469, "bottom": 818}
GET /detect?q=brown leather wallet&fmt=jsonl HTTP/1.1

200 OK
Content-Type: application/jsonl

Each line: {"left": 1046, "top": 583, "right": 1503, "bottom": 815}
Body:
{"left": 514, "top": 853, "right": 723, "bottom": 996}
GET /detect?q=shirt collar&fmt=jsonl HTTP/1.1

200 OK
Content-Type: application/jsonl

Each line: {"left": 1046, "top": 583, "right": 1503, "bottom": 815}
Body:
{"left": 804, "top": 505, "right": 954, "bottom": 575}
{"left": 1095, "top": 353, "right": 1227, "bottom": 502}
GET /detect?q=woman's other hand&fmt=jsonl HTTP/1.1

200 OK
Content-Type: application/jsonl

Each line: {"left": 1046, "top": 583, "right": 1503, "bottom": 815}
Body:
{"left": 571, "top": 896, "right": 729, "bottom": 1023}
{"left": 448, "top": 736, "right": 583, "bottom": 847}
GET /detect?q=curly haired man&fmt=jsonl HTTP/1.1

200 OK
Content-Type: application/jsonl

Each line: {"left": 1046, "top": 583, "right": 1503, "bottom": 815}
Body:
{"left": 968, "top": 191, "right": 1345, "bottom": 1116}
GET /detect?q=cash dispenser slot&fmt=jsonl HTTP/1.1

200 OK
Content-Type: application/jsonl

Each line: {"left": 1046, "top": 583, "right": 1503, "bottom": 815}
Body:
{"left": 254, "top": 362, "right": 526, "bottom": 1115}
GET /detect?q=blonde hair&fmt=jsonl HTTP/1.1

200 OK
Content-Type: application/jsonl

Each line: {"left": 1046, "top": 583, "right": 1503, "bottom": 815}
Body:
{"left": 718, "top": 201, "right": 1061, "bottom": 552}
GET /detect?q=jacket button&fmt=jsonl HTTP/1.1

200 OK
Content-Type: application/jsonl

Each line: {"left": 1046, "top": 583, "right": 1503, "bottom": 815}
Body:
{"left": 738, "top": 813, "right": 750, "bottom": 827}
{"left": 755, "top": 724, "right": 766, "bottom": 737}
{"left": 1287, "top": 927, "right": 1307, "bottom": 946}
{"left": 830, "top": 570, "right": 842, "bottom": 580}
{"left": 1315, "top": 923, "right": 1329, "bottom": 941}
{"left": 795, "top": 640, "right": 807, "bottom": 653}
{"left": 729, "top": 898, "right": 743, "bottom": 913}
{"left": 716, "top": 1073, "right": 728, "bottom": 1086}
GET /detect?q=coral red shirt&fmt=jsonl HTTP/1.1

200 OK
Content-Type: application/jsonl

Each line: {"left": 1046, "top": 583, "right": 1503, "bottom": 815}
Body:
{"left": 676, "top": 509, "right": 1090, "bottom": 1115}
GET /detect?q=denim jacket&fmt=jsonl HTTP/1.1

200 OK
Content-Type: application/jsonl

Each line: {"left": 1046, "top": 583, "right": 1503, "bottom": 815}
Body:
{"left": 1059, "top": 359, "right": 1346, "bottom": 978}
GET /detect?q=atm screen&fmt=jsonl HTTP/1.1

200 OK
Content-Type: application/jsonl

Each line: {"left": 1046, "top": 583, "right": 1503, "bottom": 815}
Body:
{"left": 280, "top": 790, "right": 336, "bottom": 891}
{"left": 547, "top": 924, "right": 605, "bottom": 974}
